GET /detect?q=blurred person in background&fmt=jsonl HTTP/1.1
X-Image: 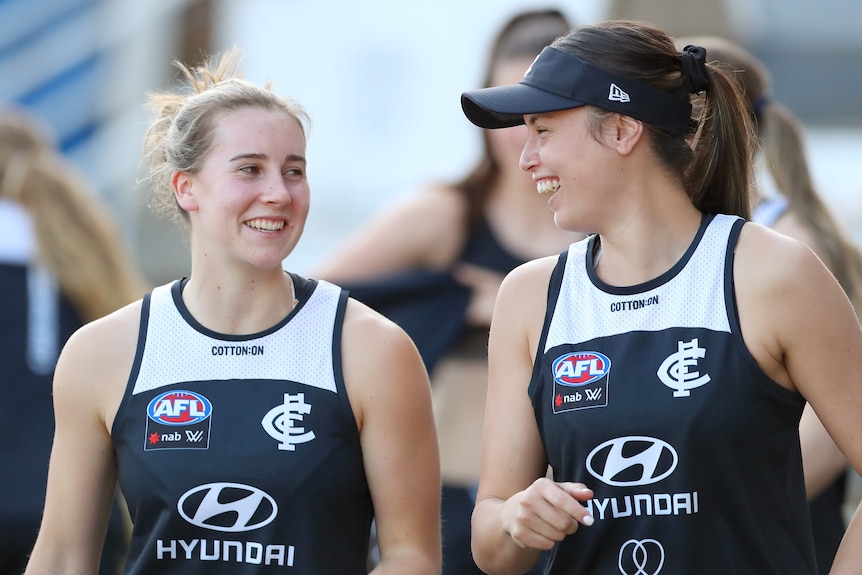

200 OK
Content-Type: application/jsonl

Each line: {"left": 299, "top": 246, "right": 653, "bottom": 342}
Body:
{"left": 0, "top": 108, "right": 147, "bottom": 574}
{"left": 682, "top": 35, "right": 862, "bottom": 575}
{"left": 23, "top": 48, "right": 440, "bottom": 575}
{"left": 313, "top": 9, "right": 581, "bottom": 574}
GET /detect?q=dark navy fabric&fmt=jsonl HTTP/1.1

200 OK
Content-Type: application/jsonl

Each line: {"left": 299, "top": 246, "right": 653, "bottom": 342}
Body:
{"left": 530, "top": 215, "right": 817, "bottom": 574}
{"left": 112, "top": 275, "right": 372, "bottom": 574}
{"left": 342, "top": 217, "right": 525, "bottom": 374}
{"left": 344, "top": 269, "right": 470, "bottom": 373}
{"left": 0, "top": 262, "right": 128, "bottom": 575}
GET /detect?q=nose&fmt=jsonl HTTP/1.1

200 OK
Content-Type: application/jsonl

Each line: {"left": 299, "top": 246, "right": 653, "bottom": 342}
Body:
{"left": 519, "top": 132, "right": 538, "bottom": 173}
{"left": 262, "top": 175, "right": 292, "bottom": 205}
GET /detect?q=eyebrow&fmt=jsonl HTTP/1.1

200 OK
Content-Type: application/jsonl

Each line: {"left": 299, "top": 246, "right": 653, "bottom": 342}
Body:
{"left": 525, "top": 113, "right": 552, "bottom": 126}
{"left": 229, "top": 153, "right": 306, "bottom": 164}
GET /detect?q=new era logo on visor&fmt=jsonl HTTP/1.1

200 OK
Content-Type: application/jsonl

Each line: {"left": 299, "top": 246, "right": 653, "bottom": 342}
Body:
{"left": 608, "top": 83, "right": 630, "bottom": 103}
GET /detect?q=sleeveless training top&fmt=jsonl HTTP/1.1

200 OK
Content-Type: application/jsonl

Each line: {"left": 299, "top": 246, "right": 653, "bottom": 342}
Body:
{"left": 448, "top": 216, "right": 526, "bottom": 360}
{"left": 530, "top": 213, "right": 817, "bottom": 574}
{"left": 0, "top": 200, "right": 127, "bottom": 575}
{"left": 112, "top": 275, "right": 372, "bottom": 574}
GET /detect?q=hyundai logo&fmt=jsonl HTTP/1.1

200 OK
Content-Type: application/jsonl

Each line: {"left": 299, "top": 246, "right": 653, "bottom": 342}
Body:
{"left": 178, "top": 482, "right": 277, "bottom": 532}
{"left": 586, "top": 436, "right": 677, "bottom": 487}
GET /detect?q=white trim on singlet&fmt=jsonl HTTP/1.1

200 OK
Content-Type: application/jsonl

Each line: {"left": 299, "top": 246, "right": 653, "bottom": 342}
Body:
{"left": 545, "top": 214, "right": 736, "bottom": 351}
{"left": 132, "top": 280, "right": 342, "bottom": 395}
{"left": 0, "top": 199, "right": 34, "bottom": 264}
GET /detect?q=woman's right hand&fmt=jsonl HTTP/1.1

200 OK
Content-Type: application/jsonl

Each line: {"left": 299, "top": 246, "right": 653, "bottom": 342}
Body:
{"left": 452, "top": 262, "right": 506, "bottom": 327}
{"left": 500, "top": 478, "right": 594, "bottom": 550}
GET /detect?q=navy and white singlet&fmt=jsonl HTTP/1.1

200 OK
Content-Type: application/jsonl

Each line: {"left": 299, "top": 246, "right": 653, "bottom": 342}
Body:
{"left": 0, "top": 199, "right": 127, "bottom": 575}
{"left": 112, "top": 275, "right": 372, "bottom": 574}
{"left": 530, "top": 213, "right": 817, "bottom": 574}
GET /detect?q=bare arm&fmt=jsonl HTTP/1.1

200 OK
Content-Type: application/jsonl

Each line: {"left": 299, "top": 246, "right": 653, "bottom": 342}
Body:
{"left": 24, "top": 304, "right": 139, "bottom": 575}
{"left": 341, "top": 299, "right": 441, "bottom": 575}
{"left": 769, "top": 213, "right": 850, "bottom": 499}
{"left": 471, "top": 258, "right": 594, "bottom": 575}
{"left": 800, "top": 403, "right": 850, "bottom": 499}
{"left": 774, "top": 254, "right": 862, "bottom": 574}
{"left": 313, "top": 184, "right": 466, "bottom": 283}
{"left": 736, "top": 226, "right": 862, "bottom": 574}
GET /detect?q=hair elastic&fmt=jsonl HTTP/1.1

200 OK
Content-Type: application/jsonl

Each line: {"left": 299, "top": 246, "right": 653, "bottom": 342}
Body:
{"left": 680, "top": 45, "right": 709, "bottom": 94}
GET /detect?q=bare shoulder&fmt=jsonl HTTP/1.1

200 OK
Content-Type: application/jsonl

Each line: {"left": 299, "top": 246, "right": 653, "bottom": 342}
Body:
{"left": 313, "top": 182, "right": 468, "bottom": 280}
{"left": 389, "top": 182, "right": 469, "bottom": 265}
{"left": 734, "top": 222, "right": 849, "bottom": 390}
{"left": 498, "top": 254, "right": 561, "bottom": 311}
{"left": 734, "top": 221, "right": 827, "bottom": 294}
{"left": 492, "top": 254, "right": 561, "bottom": 353}
{"left": 55, "top": 299, "right": 144, "bottom": 427}
{"left": 505, "top": 254, "right": 561, "bottom": 285}
{"left": 340, "top": 298, "right": 425, "bottom": 373}
{"left": 769, "top": 210, "right": 821, "bottom": 256}
{"left": 339, "top": 298, "right": 431, "bottom": 427}
{"left": 61, "top": 299, "right": 143, "bottom": 366}
{"left": 359, "top": 181, "right": 466, "bottom": 238}
{"left": 411, "top": 181, "right": 468, "bottom": 218}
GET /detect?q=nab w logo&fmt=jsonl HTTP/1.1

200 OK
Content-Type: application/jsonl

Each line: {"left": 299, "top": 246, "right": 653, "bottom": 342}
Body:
{"left": 186, "top": 430, "right": 204, "bottom": 442}
{"left": 144, "top": 390, "right": 212, "bottom": 451}
{"left": 551, "top": 351, "right": 611, "bottom": 414}
{"left": 608, "top": 83, "right": 630, "bottom": 103}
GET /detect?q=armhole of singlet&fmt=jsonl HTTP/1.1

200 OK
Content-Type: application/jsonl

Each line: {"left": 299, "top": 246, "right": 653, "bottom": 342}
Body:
{"left": 110, "top": 290, "right": 152, "bottom": 439}
{"left": 724, "top": 218, "right": 804, "bottom": 401}
{"left": 331, "top": 287, "right": 361, "bottom": 437}
{"left": 527, "top": 250, "right": 569, "bottom": 400}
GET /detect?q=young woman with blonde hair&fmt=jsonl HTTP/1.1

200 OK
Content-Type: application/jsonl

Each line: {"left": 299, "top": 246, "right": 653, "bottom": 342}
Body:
{"left": 23, "top": 50, "right": 440, "bottom": 575}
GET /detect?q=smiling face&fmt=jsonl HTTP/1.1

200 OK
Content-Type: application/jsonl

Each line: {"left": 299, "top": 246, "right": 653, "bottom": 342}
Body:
{"left": 520, "top": 106, "right": 618, "bottom": 233}
{"left": 173, "top": 106, "right": 310, "bottom": 273}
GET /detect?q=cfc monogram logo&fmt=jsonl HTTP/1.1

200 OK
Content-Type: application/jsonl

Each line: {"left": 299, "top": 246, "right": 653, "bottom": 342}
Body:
{"left": 656, "top": 338, "right": 711, "bottom": 397}
{"left": 261, "top": 392, "right": 316, "bottom": 450}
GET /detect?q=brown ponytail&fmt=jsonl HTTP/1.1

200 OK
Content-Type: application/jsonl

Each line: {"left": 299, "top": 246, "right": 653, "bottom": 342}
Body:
{"left": 553, "top": 20, "right": 755, "bottom": 218}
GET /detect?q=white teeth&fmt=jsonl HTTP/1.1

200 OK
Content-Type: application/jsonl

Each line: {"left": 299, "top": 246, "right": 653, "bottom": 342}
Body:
{"left": 246, "top": 218, "right": 284, "bottom": 231}
{"left": 536, "top": 179, "right": 560, "bottom": 195}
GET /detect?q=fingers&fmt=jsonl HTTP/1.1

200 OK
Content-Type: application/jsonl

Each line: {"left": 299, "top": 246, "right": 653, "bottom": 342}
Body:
{"left": 502, "top": 479, "right": 594, "bottom": 550}
{"left": 453, "top": 263, "right": 506, "bottom": 327}
{"left": 558, "top": 482, "right": 594, "bottom": 526}
{"left": 452, "top": 263, "right": 505, "bottom": 290}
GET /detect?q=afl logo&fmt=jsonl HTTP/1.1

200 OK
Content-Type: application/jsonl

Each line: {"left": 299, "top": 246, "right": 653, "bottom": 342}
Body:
{"left": 147, "top": 390, "right": 212, "bottom": 426}
{"left": 553, "top": 352, "right": 610, "bottom": 386}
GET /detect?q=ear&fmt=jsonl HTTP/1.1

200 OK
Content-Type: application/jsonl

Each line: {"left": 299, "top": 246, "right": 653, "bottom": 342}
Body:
{"left": 172, "top": 170, "right": 198, "bottom": 212}
{"left": 610, "top": 114, "right": 644, "bottom": 156}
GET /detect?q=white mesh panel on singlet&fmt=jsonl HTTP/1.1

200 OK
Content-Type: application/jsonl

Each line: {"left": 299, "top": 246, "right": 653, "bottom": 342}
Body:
{"left": 545, "top": 214, "right": 735, "bottom": 351}
{"left": 132, "top": 280, "right": 340, "bottom": 395}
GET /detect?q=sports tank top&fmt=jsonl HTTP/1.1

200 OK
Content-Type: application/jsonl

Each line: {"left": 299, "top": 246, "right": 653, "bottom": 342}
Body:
{"left": 530, "top": 213, "right": 817, "bottom": 574}
{"left": 0, "top": 200, "right": 127, "bottom": 574}
{"left": 112, "top": 275, "right": 372, "bottom": 574}
{"left": 459, "top": 216, "right": 524, "bottom": 272}
{"left": 448, "top": 216, "right": 527, "bottom": 359}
